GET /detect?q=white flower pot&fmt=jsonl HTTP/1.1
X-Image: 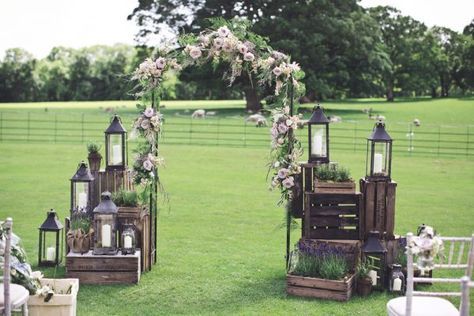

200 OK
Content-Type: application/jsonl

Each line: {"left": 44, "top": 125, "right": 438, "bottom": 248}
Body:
{"left": 28, "top": 278, "right": 79, "bottom": 316}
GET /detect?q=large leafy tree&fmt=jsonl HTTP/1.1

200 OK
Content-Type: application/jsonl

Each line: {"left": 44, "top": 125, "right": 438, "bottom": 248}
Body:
{"left": 0, "top": 48, "right": 37, "bottom": 102}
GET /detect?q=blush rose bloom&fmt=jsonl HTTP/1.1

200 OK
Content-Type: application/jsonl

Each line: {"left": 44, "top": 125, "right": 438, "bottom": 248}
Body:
{"left": 189, "top": 46, "right": 202, "bottom": 59}
{"left": 155, "top": 57, "right": 166, "bottom": 69}
{"left": 272, "top": 67, "right": 282, "bottom": 77}
{"left": 282, "top": 176, "right": 295, "bottom": 189}
{"left": 143, "top": 159, "right": 154, "bottom": 171}
{"left": 277, "top": 168, "right": 289, "bottom": 179}
{"left": 243, "top": 52, "right": 255, "bottom": 62}
{"left": 144, "top": 108, "right": 154, "bottom": 118}
{"left": 217, "top": 26, "right": 231, "bottom": 37}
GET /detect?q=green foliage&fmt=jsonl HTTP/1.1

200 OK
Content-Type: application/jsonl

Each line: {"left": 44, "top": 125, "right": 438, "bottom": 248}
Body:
{"left": 314, "top": 164, "right": 352, "bottom": 182}
{"left": 87, "top": 142, "right": 101, "bottom": 154}
{"left": 356, "top": 258, "right": 372, "bottom": 279}
{"left": 112, "top": 189, "right": 139, "bottom": 207}
{"left": 394, "top": 249, "right": 408, "bottom": 267}
{"left": 318, "top": 255, "right": 349, "bottom": 280}
{"left": 70, "top": 212, "right": 91, "bottom": 232}
{"left": 290, "top": 251, "right": 349, "bottom": 280}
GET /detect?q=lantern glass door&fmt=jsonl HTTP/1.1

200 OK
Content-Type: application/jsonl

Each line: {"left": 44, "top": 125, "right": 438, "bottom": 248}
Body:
{"left": 108, "top": 134, "right": 123, "bottom": 166}
{"left": 39, "top": 230, "right": 62, "bottom": 266}
{"left": 93, "top": 214, "right": 117, "bottom": 255}
{"left": 74, "top": 182, "right": 89, "bottom": 212}
{"left": 311, "top": 126, "right": 327, "bottom": 158}
{"left": 372, "top": 142, "right": 389, "bottom": 176}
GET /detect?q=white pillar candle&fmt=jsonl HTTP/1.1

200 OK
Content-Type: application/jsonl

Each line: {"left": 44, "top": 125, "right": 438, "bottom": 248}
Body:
{"left": 102, "top": 224, "right": 111, "bottom": 247}
{"left": 369, "top": 270, "right": 378, "bottom": 286}
{"left": 373, "top": 153, "right": 383, "bottom": 174}
{"left": 124, "top": 236, "right": 132, "bottom": 249}
{"left": 112, "top": 144, "right": 121, "bottom": 165}
{"left": 78, "top": 192, "right": 87, "bottom": 209}
{"left": 393, "top": 277, "right": 402, "bottom": 291}
{"left": 312, "top": 134, "right": 323, "bottom": 156}
{"left": 46, "top": 246, "right": 56, "bottom": 261}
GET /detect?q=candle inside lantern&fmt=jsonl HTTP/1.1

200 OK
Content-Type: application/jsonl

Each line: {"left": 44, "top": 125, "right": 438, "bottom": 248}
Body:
{"left": 124, "top": 236, "right": 132, "bottom": 249}
{"left": 78, "top": 192, "right": 87, "bottom": 209}
{"left": 102, "top": 224, "right": 111, "bottom": 247}
{"left": 373, "top": 153, "right": 383, "bottom": 174}
{"left": 112, "top": 145, "right": 121, "bottom": 165}
{"left": 369, "top": 270, "right": 378, "bottom": 286}
{"left": 312, "top": 133, "right": 323, "bottom": 156}
{"left": 46, "top": 246, "right": 56, "bottom": 261}
{"left": 393, "top": 277, "right": 402, "bottom": 291}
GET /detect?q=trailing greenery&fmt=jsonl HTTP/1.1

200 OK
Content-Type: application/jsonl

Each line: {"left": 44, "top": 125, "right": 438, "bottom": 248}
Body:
{"left": 70, "top": 212, "right": 91, "bottom": 232}
{"left": 356, "top": 258, "right": 372, "bottom": 279}
{"left": 87, "top": 142, "right": 101, "bottom": 154}
{"left": 314, "top": 163, "right": 352, "bottom": 182}
{"left": 112, "top": 189, "right": 140, "bottom": 207}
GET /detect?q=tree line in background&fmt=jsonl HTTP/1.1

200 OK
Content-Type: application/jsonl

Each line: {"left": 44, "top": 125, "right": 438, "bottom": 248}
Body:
{"left": 0, "top": 1, "right": 473, "bottom": 107}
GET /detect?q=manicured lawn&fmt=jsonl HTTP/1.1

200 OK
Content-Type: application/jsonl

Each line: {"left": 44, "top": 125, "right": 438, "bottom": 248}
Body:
{"left": 0, "top": 97, "right": 473, "bottom": 315}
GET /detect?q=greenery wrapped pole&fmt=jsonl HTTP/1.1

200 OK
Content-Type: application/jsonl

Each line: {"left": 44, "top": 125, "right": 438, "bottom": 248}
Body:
{"left": 151, "top": 91, "right": 158, "bottom": 265}
{"left": 286, "top": 77, "right": 294, "bottom": 267}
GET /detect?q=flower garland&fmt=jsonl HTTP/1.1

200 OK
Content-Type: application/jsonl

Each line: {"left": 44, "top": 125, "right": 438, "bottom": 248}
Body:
{"left": 131, "top": 18, "right": 305, "bottom": 204}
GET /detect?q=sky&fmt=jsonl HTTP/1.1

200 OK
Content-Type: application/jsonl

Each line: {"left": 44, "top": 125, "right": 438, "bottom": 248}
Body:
{"left": 0, "top": 0, "right": 473, "bottom": 59}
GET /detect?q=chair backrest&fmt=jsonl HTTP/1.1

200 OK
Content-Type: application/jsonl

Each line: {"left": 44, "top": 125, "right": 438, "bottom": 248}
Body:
{"left": 405, "top": 232, "right": 474, "bottom": 316}
{"left": 2, "top": 218, "right": 13, "bottom": 316}
{"left": 459, "top": 276, "right": 474, "bottom": 316}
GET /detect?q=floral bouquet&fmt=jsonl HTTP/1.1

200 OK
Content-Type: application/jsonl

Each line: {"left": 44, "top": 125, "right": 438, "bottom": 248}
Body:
{"left": 408, "top": 225, "right": 444, "bottom": 274}
{"left": 131, "top": 107, "right": 163, "bottom": 147}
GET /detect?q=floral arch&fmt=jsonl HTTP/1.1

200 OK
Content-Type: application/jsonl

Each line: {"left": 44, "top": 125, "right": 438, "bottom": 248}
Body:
{"left": 130, "top": 19, "right": 305, "bottom": 260}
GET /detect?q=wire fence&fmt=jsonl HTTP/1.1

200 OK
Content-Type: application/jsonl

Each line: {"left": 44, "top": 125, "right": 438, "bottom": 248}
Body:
{"left": 0, "top": 111, "right": 472, "bottom": 158}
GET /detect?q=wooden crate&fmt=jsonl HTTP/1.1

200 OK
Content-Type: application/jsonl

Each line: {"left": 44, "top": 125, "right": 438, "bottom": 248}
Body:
{"left": 287, "top": 274, "right": 355, "bottom": 301}
{"left": 118, "top": 206, "right": 151, "bottom": 272}
{"left": 313, "top": 181, "right": 356, "bottom": 194}
{"left": 91, "top": 169, "right": 135, "bottom": 209}
{"left": 290, "top": 172, "right": 304, "bottom": 218}
{"left": 360, "top": 179, "right": 397, "bottom": 240}
{"left": 66, "top": 250, "right": 140, "bottom": 285}
{"left": 303, "top": 192, "right": 363, "bottom": 240}
{"left": 298, "top": 239, "right": 362, "bottom": 269}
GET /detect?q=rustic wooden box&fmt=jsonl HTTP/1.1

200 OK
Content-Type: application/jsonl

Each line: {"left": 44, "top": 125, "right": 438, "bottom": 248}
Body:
{"left": 66, "top": 250, "right": 140, "bottom": 285}
{"left": 287, "top": 274, "right": 355, "bottom": 301}
{"left": 314, "top": 180, "right": 356, "bottom": 194}
{"left": 359, "top": 178, "right": 397, "bottom": 239}
{"left": 91, "top": 169, "right": 135, "bottom": 209}
{"left": 303, "top": 192, "right": 363, "bottom": 240}
{"left": 298, "top": 239, "right": 362, "bottom": 270}
{"left": 118, "top": 206, "right": 151, "bottom": 272}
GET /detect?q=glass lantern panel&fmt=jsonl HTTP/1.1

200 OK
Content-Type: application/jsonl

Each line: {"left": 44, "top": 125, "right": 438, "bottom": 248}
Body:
{"left": 95, "top": 214, "right": 116, "bottom": 248}
{"left": 311, "top": 126, "right": 327, "bottom": 158}
{"left": 367, "top": 255, "right": 382, "bottom": 286}
{"left": 41, "top": 231, "right": 58, "bottom": 262}
{"left": 373, "top": 142, "right": 388, "bottom": 176}
{"left": 108, "top": 134, "right": 123, "bottom": 166}
{"left": 74, "top": 182, "right": 89, "bottom": 212}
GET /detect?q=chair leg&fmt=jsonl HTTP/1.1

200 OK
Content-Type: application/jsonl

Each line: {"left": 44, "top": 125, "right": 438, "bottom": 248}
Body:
{"left": 22, "top": 303, "right": 28, "bottom": 316}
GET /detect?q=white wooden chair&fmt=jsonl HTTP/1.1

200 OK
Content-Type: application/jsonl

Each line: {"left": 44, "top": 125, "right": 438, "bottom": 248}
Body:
{"left": 0, "top": 218, "right": 29, "bottom": 316}
{"left": 387, "top": 233, "right": 474, "bottom": 316}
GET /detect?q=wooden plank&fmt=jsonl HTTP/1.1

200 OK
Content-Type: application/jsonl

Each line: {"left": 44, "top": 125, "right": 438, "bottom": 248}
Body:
{"left": 291, "top": 173, "right": 304, "bottom": 218}
{"left": 286, "top": 285, "right": 350, "bottom": 301}
{"left": 385, "top": 182, "right": 396, "bottom": 239}
{"left": 362, "top": 180, "right": 375, "bottom": 238}
{"left": 304, "top": 165, "right": 313, "bottom": 192}
{"left": 357, "top": 193, "right": 365, "bottom": 240}
{"left": 375, "top": 182, "right": 386, "bottom": 234}
{"left": 66, "top": 271, "right": 139, "bottom": 284}
{"left": 311, "top": 216, "right": 358, "bottom": 227}
{"left": 66, "top": 256, "right": 139, "bottom": 271}
{"left": 304, "top": 192, "right": 312, "bottom": 239}
{"left": 314, "top": 181, "right": 356, "bottom": 194}
{"left": 310, "top": 193, "right": 360, "bottom": 205}
{"left": 309, "top": 228, "right": 359, "bottom": 240}
{"left": 310, "top": 206, "right": 357, "bottom": 216}
{"left": 287, "top": 274, "right": 353, "bottom": 292}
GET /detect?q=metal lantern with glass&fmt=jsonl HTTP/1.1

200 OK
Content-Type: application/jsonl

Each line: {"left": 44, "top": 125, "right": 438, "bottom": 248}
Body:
{"left": 105, "top": 115, "right": 127, "bottom": 171}
{"left": 307, "top": 105, "right": 330, "bottom": 163}
{"left": 70, "top": 161, "right": 94, "bottom": 216}
{"left": 366, "top": 121, "right": 392, "bottom": 181}
{"left": 389, "top": 264, "right": 406, "bottom": 293}
{"left": 93, "top": 192, "right": 118, "bottom": 255}
{"left": 38, "top": 209, "right": 64, "bottom": 266}
{"left": 362, "top": 230, "right": 388, "bottom": 290}
{"left": 121, "top": 224, "right": 136, "bottom": 255}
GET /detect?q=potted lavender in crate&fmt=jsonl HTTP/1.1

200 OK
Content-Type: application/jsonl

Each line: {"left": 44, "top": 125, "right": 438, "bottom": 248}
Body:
{"left": 286, "top": 240, "right": 356, "bottom": 301}
{"left": 313, "top": 163, "right": 355, "bottom": 194}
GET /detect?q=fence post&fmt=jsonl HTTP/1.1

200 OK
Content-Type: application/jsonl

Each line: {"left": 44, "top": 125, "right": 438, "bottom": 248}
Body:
{"left": 243, "top": 122, "right": 247, "bottom": 147}
{"left": 54, "top": 114, "right": 58, "bottom": 143}
{"left": 408, "top": 123, "right": 413, "bottom": 156}
{"left": 467, "top": 126, "right": 470, "bottom": 157}
{"left": 0, "top": 112, "right": 3, "bottom": 142}
{"left": 27, "top": 112, "right": 31, "bottom": 142}
{"left": 216, "top": 117, "right": 220, "bottom": 146}
{"left": 188, "top": 118, "right": 193, "bottom": 145}
{"left": 353, "top": 121, "right": 357, "bottom": 153}
{"left": 437, "top": 126, "right": 441, "bottom": 157}
{"left": 81, "top": 113, "right": 85, "bottom": 143}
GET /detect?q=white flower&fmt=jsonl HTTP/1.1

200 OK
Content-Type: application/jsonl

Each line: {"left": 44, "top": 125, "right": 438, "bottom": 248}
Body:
{"left": 143, "top": 159, "right": 154, "bottom": 171}
{"left": 217, "top": 26, "right": 231, "bottom": 37}
{"left": 278, "top": 123, "right": 288, "bottom": 134}
{"left": 140, "top": 119, "right": 150, "bottom": 130}
{"left": 286, "top": 119, "right": 293, "bottom": 127}
{"left": 155, "top": 57, "right": 166, "bottom": 69}
{"left": 31, "top": 271, "right": 44, "bottom": 280}
{"left": 273, "top": 67, "right": 282, "bottom": 77}
{"left": 238, "top": 43, "right": 248, "bottom": 54}
{"left": 277, "top": 138, "right": 285, "bottom": 145}
{"left": 144, "top": 108, "right": 154, "bottom": 118}
{"left": 243, "top": 52, "right": 255, "bottom": 62}
{"left": 266, "top": 57, "right": 275, "bottom": 65}
{"left": 214, "top": 38, "right": 224, "bottom": 49}
{"left": 189, "top": 46, "right": 202, "bottom": 59}
{"left": 199, "top": 35, "right": 210, "bottom": 46}
{"left": 222, "top": 39, "right": 234, "bottom": 53}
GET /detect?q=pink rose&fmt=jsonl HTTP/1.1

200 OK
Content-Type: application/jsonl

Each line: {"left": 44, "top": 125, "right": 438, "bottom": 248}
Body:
{"left": 155, "top": 57, "right": 166, "bottom": 69}
{"left": 277, "top": 168, "right": 289, "bottom": 179}
{"left": 217, "top": 26, "right": 231, "bottom": 37}
{"left": 282, "top": 176, "right": 295, "bottom": 189}
{"left": 273, "top": 67, "right": 282, "bottom": 77}
{"left": 238, "top": 44, "right": 248, "bottom": 54}
{"left": 143, "top": 159, "right": 154, "bottom": 171}
{"left": 144, "top": 108, "right": 154, "bottom": 118}
{"left": 189, "top": 46, "right": 202, "bottom": 59}
{"left": 278, "top": 123, "right": 288, "bottom": 134}
{"left": 243, "top": 52, "right": 255, "bottom": 62}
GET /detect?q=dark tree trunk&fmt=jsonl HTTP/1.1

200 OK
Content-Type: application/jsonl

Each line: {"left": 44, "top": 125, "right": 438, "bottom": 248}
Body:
{"left": 244, "top": 87, "right": 262, "bottom": 112}
{"left": 440, "top": 75, "right": 446, "bottom": 97}
{"left": 431, "top": 87, "right": 437, "bottom": 98}
{"left": 386, "top": 81, "right": 394, "bottom": 102}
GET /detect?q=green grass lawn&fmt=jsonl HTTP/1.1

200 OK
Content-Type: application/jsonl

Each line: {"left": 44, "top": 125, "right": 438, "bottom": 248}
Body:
{"left": 0, "top": 98, "right": 473, "bottom": 315}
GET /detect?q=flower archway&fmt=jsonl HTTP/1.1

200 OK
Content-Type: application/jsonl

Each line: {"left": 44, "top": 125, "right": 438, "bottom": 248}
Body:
{"left": 131, "top": 18, "right": 305, "bottom": 263}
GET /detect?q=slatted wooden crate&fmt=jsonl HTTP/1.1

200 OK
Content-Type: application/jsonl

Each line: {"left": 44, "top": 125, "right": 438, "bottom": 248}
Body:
{"left": 303, "top": 192, "right": 363, "bottom": 240}
{"left": 287, "top": 274, "right": 355, "bottom": 301}
{"left": 359, "top": 179, "right": 397, "bottom": 240}
{"left": 298, "top": 239, "right": 362, "bottom": 270}
{"left": 313, "top": 180, "right": 356, "bottom": 194}
{"left": 66, "top": 250, "right": 140, "bottom": 284}
{"left": 118, "top": 206, "right": 151, "bottom": 272}
{"left": 91, "top": 169, "right": 135, "bottom": 209}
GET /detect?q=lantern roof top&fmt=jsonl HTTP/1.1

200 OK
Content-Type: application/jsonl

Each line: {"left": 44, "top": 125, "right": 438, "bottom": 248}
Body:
{"left": 368, "top": 121, "right": 392, "bottom": 141}
{"left": 70, "top": 161, "right": 94, "bottom": 182}
{"left": 308, "top": 105, "right": 330, "bottom": 124}
{"left": 39, "top": 209, "right": 63, "bottom": 231}
{"left": 362, "top": 231, "right": 387, "bottom": 253}
{"left": 93, "top": 191, "right": 118, "bottom": 214}
{"left": 105, "top": 115, "right": 127, "bottom": 134}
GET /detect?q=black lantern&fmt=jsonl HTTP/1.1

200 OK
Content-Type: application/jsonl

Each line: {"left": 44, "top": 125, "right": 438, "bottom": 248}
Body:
{"left": 105, "top": 115, "right": 127, "bottom": 171}
{"left": 93, "top": 192, "right": 118, "bottom": 255}
{"left": 389, "top": 264, "right": 406, "bottom": 293}
{"left": 366, "top": 121, "right": 393, "bottom": 181}
{"left": 70, "top": 161, "right": 94, "bottom": 216}
{"left": 121, "top": 224, "right": 136, "bottom": 255}
{"left": 307, "top": 105, "right": 330, "bottom": 163}
{"left": 362, "top": 231, "right": 387, "bottom": 290}
{"left": 38, "top": 209, "right": 63, "bottom": 266}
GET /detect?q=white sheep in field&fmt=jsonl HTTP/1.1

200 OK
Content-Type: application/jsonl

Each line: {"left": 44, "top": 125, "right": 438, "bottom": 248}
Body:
{"left": 191, "top": 109, "right": 206, "bottom": 119}
{"left": 246, "top": 114, "right": 267, "bottom": 127}
{"left": 329, "top": 115, "right": 342, "bottom": 123}
{"left": 413, "top": 118, "right": 421, "bottom": 127}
